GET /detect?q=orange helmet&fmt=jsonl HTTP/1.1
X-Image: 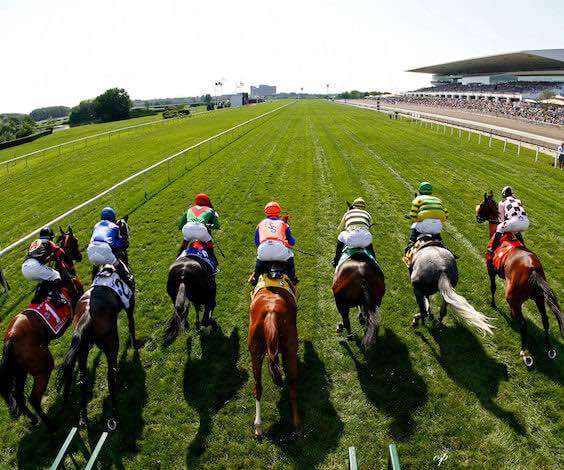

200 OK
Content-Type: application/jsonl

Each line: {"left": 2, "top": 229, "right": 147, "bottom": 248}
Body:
{"left": 195, "top": 193, "right": 210, "bottom": 205}
{"left": 264, "top": 201, "right": 281, "bottom": 217}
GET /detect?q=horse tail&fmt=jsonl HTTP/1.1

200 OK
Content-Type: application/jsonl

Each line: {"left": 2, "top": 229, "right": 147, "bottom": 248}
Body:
{"left": 530, "top": 271, "right": 564, "bottom": 336}
{"left": 360, "top": 282, "right": 379, "bottom": 350}
{"left": 438, "top": 273, "right": 494, "bottom": 335}
{"left": 264, "top": 312, "right": 283, "bottom": 387}
{"left": 0, "top": 341, "right": 19, "bottom": 417}
{"left": 58, "top": 311, "right": 93, "bottom": 395}
{"left": 164, "top": 282, "right": 187, "bottom": 347}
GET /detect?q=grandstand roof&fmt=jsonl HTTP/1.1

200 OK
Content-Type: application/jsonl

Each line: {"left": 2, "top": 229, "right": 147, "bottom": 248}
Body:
{"left": 408, "top": 49, "right": 564, "bottom": 75}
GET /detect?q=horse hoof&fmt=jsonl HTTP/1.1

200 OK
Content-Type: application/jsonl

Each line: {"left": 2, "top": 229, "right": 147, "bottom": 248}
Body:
{"left": 548, "top": 349, "right": 557, "bottom": 360}
{"left": 254, "top": 430, "right": 263, "bottom": 442}
{"left": 520, "top": 351, "right": 534, "bottom": 368}
{"left": 336, "top": 323, "right": 344, "bottom": 333}
{"left": 107, "top": 418, "right": 118, "bottom": 431}
{"left": 79, "top": 417, "right": 89, "bottom": 428}
{"left": 347, "top": 333, "right": 355, "bottom": 341}
{"left": 411, "top": 318, "right": 419, "bottom": 327}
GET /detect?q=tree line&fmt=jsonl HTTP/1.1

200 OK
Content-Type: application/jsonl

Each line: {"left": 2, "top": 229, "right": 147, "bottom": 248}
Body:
{"left": 0, "top": 115, "right": 37, "bottom": 143}
{"left": 337, "top": 90, "right": 390, "bottom": 99}
{"left": 69, "top": 88, "right": 132, "bottom": 125}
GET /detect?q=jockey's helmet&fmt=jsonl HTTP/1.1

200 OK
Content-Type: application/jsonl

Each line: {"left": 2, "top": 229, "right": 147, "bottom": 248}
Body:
{"left": 101, "top": 207, "right": 116, "bottom": 222}
{"left": 39, "top": 227, "right": 55, "bottom": 240}
{"left": 418, "top": 182, "right": 433, "bottom": 195}
{"left": 351, "top": 197, "right": 366, "bottom": 209}
{"left": 501, "top": 186, "right": 513, "bottom": 198}
{"left": 264, "top": 201, "right": 282, "bottom": 217}
{"left": 195, "top": 193, "right": 210, "bottom": 206}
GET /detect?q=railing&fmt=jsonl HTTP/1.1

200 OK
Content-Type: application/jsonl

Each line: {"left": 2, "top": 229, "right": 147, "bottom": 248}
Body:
{"left": 0, "top": 101, "right": 293, "bottom": 263}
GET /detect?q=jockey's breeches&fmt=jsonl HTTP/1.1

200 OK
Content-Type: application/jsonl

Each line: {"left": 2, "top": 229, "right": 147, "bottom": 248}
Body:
{"left": 182, "top": 222, "right": 212, "bottom": 243}
{"left": 87, "top": 241, "right": 118, "bottom": 266}
{"left": 257, "top": 240, "right": 293, "bottom": 261}
{"left": 337, "top": 228, "right": 372, "bottom": 248}
{"left": 21, "top": 259, "right": 61, "bottom": 282}
{"left": 497, "top": 215, "right": 529, "bottom": 233}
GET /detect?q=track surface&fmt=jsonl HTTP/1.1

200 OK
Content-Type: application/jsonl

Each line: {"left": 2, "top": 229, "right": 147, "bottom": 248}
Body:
{"left": 0, "top": 100, "right": 562, "bottom": 469}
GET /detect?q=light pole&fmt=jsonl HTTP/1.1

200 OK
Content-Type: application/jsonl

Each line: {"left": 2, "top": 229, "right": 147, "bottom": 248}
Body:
{"left": 326, "top": 83, "right": 330, "bottom": 98}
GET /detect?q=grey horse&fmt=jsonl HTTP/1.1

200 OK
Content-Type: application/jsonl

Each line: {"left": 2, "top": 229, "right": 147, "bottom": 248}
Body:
{"left": 410, "top": 246, "right": 493, "bottom": 334}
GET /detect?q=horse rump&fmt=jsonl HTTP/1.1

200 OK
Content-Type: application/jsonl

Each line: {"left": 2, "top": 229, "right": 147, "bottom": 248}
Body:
{"left": 530, "top": 271, "right": 564, "bottom": 336}
{"left": 0, "top": 341, "right": 19, "bottom": 417}
{"left": 264, "top": 313, "right": 283, "bottom": 386}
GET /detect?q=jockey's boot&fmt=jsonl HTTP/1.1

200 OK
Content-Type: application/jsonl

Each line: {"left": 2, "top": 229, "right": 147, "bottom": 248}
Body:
{"left": 515, "top": 232, "right": 525, "bottom": 246}
{"left": 332, "top": 241, "right": 345, "bottom": 267}
{"left": 287, "top": 257, "right": 299, "bottom": 285}
{"left": 31, "top": 282, "right": 48, "bottom": 304}
{"left": 47, "top": 279, "right": 68, "bottom": 308}
{"left": 488, "top": 231, "right": 503, "bottom": 254}
{"left": 91, "top": 265, "right": 100, "bottom": 282}
{"left": 367, "top": 243, "right": 377, "bottom": 259}
{"left": 250, "top": 259, "right": 264, "bottom": 287}
{"left": 115, "top": 261, "right": 134, "bottom": 290}
{"left": 204, "top": 248, "right": 220, "bottom": 274}
{"left": 404, "top": 240, "right": 414, "bottom": 255}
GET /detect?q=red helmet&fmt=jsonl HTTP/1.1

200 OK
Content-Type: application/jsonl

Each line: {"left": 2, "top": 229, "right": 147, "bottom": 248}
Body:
{"left": 264, "top": 201, "right": 281, "bottom": 217}
{"left": 195, "top": 193, "right": 210, "bottom": 205}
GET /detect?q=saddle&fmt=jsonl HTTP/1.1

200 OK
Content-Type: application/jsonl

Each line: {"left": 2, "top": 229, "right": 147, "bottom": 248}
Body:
{"left": 251, "top": 262, "right": 297, "bottom": 300}
{"left": 486, "top": 233, "right": 524, "bottom": 272}
{"left": 178, "top": 247, "right": 217, "bottom": 273}
{"left": 403, "top": 234, "right": 445, "bottom": 268}
{"left": 336, "top": 247, "right": 378, "bottom": 270}
{"left": 27, "top": 290, "right": 73, "bottom": 338}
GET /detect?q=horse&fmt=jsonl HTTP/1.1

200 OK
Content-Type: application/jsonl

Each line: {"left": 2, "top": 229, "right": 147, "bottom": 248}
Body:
{"left": 248, "top": 266, "right": 299, "bottom": 440}
{"left": 163, "top": 254, "right": 217, "bottom": 347}
{"left": 409, "top": 241, "right": 494, "bottom": 335}
{"left": 332, "top": 253, "right": 385, "bottom": 350}
{"left": 476, "top": 193, "right": 563, "bottom": 366}
{"left": 59, "top": 217, "right": 136, "bottom": 429}
{"left": 0, "top": 227, "right": 83, "bottom": 431}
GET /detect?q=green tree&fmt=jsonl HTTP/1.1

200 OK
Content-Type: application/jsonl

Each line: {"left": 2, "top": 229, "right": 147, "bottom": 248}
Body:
{"left": 69, "top": 100, "right": 96, "bottom": 125}
{"left": 204, "top": 94, "right": 213, "bottom": 104}
{"left": 94, "top": 88, "right": 131, "bottom": 122}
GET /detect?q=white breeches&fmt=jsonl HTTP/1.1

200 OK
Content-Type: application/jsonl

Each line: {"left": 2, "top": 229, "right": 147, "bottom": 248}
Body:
{"left": 412, "top": 219, "right": 443, "bottom": 235}
{"left": 497, "top": 215, "right": 529, "bottom": 233}
{"left": 21, "top": 259, "right": 61, "bottom": 282}
{"left": 87, "top": 241, "right": 117, "bottom": 266}
{"left": 257, "top": 240, "right": 293, "bottom": 261}
{"left": 338, "top": 229, "right": 372, "bottom": 248}
{"left": 182, "top": 222, "right": 211, "bottom": 243}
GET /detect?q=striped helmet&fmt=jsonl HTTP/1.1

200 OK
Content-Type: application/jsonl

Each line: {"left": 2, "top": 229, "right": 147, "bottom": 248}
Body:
{"left": 418, "top": 182, "right": 433, "bottom": 195}
{"left": 351, "top": 198, "right": 366, "bottom": 209}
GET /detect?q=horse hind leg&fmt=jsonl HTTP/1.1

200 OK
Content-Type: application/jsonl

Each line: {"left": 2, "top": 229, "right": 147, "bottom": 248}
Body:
{"left": 439, "top": 298, "right": 448, "bottom": 324}
{"left": 28, "top": 351, "right": 55, "bottom": 431}
{"left": 510, "top": 302, "right": 533, "bottom": 367}
{"left": 336, "top": 303, "right": 353, "bottom": 340}
{"left": 426, "top": 296, "right": 434, "bottom": 322}
{"left": 412, "top": 288, "right": 427, "bottom": 327}
{"left": 251, "top": 351, "right": 265, "bottom": 440}
{"left": 488, "top": 267, "right": 497, "bottom": 308}
{"left": 14, "top": 371, "right": 36, "bottom": 425}
{"left": 534, "top": 295, "right": 556, "bottom": 359}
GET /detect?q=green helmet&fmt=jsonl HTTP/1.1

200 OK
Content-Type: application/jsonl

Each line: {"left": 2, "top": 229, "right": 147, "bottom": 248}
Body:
{"left": 418, "top": 182, "right": 432, "bottom": 195}
{"left": 351, "top": 197, "right": 366, "bottom": 209}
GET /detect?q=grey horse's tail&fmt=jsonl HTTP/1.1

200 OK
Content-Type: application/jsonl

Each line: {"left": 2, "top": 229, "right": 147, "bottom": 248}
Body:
{"left": 164, "top": 282, "right": 188, "bottom": 347}
{"left": 360, "top": 282, "right": 379, "bottom": 350}
{"left": 530, "top": 271, "right": 564, "bottom": 336}
{"left": 438, "top": 273, "right": 494, "bottom": 335}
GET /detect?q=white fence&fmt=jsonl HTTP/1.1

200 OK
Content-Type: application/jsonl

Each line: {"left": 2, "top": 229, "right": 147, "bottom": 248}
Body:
{"left": 0, "top": 101, "right": 293, "bottom": 261}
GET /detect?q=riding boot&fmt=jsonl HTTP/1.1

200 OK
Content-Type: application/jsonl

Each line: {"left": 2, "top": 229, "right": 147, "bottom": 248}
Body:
{"left": 250, "top": 259, "right": 265, "bottom": 286}
{"left": 515, "top": 232, "right": 525, "bottom": 246}
{"left": 488, "top": 231, "right": 503, "bottom": 254}
{"left": 91, "top": 265, "right": 100, "bottom": 282}
{"left": 332, "top": 240, "right": 345, "bottom": 267}
{"left": 405, "top": 228, "right": 419, "bottom": 253}
{"left": 286, "top": 257, "right": 299, "bottom": 285}
{"left": 31, "top": 282, "right": 48, "bottom": 304}
{"left": 115, "top": 261, "right": 134, "bottom": 289}
{"left": 47, "top": 279, "right": 68, "bottom": 308}
{"left": 366, "top": 243, "right": 377, "bottom": 259}
{"left": 204, "top": 248, "right": 219, "bottom": 273}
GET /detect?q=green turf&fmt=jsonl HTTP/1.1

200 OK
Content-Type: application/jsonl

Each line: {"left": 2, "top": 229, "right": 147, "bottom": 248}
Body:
{"left": 0, "top": 100, "right": 562, "bottom": 469}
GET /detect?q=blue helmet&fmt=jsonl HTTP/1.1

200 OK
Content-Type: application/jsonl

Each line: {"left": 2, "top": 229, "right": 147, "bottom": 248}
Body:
{"left": 101, "top": 207, "right": 116, "bottom": 221}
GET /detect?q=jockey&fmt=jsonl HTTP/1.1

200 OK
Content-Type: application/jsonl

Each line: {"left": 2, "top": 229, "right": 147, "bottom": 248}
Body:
{"left": 406, "top": 182, "right": 448, "bottom": 252}
{"left": 250, "top": 201, "right": 298, "bottom": 286}
{"left": 87, "top": 207, "right": 133, "bottom": 286}
{"left": 178, "top": 193, "right": 220, "bottom": 269}
{"left": 488, "top": 186, "right": 528, "bottom": 254}
{"left": 21, "top": 227, "right": 67, "bottom": 307}
{"left": 332, "top": 197, "right": 376, "bottom": 267}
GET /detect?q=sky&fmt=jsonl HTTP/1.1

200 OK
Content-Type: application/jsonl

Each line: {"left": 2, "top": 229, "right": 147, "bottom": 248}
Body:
{"left": 1, "top": 0, "right": 563, "bottom": 113}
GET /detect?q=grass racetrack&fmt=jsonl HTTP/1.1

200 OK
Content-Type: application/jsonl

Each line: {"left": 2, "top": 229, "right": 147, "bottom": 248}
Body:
{"left": 0, "top": 100, "right": 562, "bottom": 469}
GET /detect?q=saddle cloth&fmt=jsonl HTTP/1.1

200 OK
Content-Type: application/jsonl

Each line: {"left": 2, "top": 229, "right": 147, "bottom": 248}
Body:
{"left": 252, "top": 274, "right": 297, "bottom": 300}
{"left": 178, "top": 247, "right": 217, "bottom": 272}
{"left": 486, "top": 233, "right": 523, "bottom": 272}
{"left": 403, "top": 237, "right": 445, "bottom": 268}
{"left": 93, "top": 269, "right": 133, "bottom": 309}
{"left": 27, "top": 291, "right": 72, "bottom": 336}
{"left": 337, "top": 247, "right": 378, "bottom": 270}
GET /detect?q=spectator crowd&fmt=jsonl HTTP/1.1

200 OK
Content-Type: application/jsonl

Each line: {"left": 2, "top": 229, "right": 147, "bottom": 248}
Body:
{"left": 414, "top": 81, "right": 562, "bottom": 95}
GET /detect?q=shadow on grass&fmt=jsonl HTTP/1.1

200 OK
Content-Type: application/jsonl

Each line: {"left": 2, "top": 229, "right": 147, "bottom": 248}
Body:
{"left": 342, "top": 328, "right": 428, "bottom": 440}
{"left": 422, "top": 323, "right": 526, "bottom": 436}
{"left": 267, "top": 341, "right": 343, "bottom": 470}
{"left": 184, "top": 327, "right": 248, "bottom": 468}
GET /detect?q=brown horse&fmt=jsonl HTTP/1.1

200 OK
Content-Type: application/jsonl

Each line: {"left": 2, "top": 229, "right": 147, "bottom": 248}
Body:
{"left": 59, "top": 218, "right": 136, "bottom": 429}
{"left": 0, "top": 227, "right": 83, "bottom": 430}
{"left": 248, "top": 273, "right": 299, "bottom": 440}
{"left": 476, "top": 193, "right": 563, "bottom": 366}
{"left": 332, "top": 253, "right": 385, "bottom": 350}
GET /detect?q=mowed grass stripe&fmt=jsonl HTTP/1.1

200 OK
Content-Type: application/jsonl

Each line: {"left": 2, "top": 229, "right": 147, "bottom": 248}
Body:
{"left": 0, "top": 101, "right": 562, "bottom": 469}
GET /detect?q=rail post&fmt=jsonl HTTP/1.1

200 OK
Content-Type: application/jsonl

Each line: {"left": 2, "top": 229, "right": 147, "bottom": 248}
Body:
{"left": 517, "top": 142, "right": 521, "bottom": 158}
{"left": 489, "top": 132, "right": 492, "bottom": 148}
{"left": 347, "top": 446, "right": 358, "bottom": 470}
{"left": 478, "top": 133, "right": 482, "bottom": 144}
{"left": 503, "top": 138, "right": 507, "bottom": 152}
{"left": 535, "top": 146, "right": 539, "bottom": 162}
{"left": 387, "top": 443, "right": 401, "bottom": 470}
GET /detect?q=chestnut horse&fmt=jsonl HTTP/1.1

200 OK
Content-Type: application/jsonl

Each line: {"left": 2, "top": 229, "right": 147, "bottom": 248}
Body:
{"left": 59, "top": 218, "right": 136, "bottom": 429}
{"left": 248, "top": 283, "right": 299, "bottom": 439}
{"left": 0, "top": 227, "right": 83, "bottom": 430}
{"left": 476, "top": 193, "right": 563, "bottom": 366}
{"left": 332, "top": 254, "right": 385, "bottom": 350}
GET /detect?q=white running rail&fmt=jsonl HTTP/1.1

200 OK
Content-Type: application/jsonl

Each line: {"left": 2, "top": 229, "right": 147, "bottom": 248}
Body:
{"left": 0, "top": 101, "right": 292, "bottom": 258}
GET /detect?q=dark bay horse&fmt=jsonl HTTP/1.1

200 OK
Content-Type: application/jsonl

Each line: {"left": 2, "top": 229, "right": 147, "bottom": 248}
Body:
{"left": 332, "top": 253, "right": 385, "bottom": 350}
{"left": 163, "top": 256, "right": 217, "bottom": 346}
{"left": 0, "top": 227, "right": 83, "bottom": 430}
{"left": 476, "top": 193, "right": 563, "bottom": 366}
{"left": 248, "top": 283, "right": 299, "bottom": 439}
{"left": 59, "top": 218, "right": 136, "bottom": 428}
